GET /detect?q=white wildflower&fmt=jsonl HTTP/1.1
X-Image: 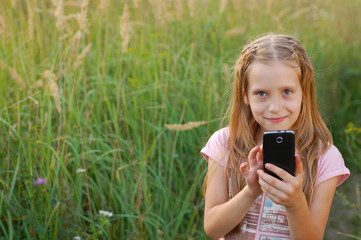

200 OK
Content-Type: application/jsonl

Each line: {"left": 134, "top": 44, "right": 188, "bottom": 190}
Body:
{"left": 76, "top": 168, "right": 86, "bottom": 173}
{"left": 99, "top": 210, "right": 113, "bottom": 217}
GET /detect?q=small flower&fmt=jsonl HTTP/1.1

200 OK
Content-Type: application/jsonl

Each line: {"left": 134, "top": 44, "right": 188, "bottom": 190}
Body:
{"left": 345, "top": 128, "right": 353, "bottom": 133}
{"left": 76, "top": 168, "right": 86, "bottom": 173}
{"left": 73, "top": 237, "right": 81, "bottom": 240}
{"left": 34, "top": 177, "right": 47, "bottom": 185}
{"left": 99, "top": 210, "right": 113, "bottom": 217}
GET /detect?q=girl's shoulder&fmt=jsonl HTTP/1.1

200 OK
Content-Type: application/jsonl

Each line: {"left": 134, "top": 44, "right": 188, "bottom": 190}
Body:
{"left": 207, "top": 127, "right": 230, "bottom": 148}
{"left": 316, "top": 144, "right": 350, "bottom": 186}
{"left": 201, "top": 127, "right": 230, "bottom": 166}
{"left": 319, "top": 144, "right": 342, "bottom": 161}
{"left": 210, "top": 126, "right": 230, "bottom": 140}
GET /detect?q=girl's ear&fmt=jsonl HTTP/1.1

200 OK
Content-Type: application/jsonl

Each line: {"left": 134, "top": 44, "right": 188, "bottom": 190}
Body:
{"left": 243, "top": 93, "right": 249, "bottom": 106}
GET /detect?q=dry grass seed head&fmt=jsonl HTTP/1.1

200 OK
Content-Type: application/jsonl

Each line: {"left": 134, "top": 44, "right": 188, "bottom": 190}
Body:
{"left": 98, "top": 0, "right": 109, "bottom": 10}
{"left": 156, "top": 1, "right": 172, "bottom": 24}
{"left": 0, "top": 61, "right": 26, "bottom": 89}
{"left": 12, "top": 0, "right": 19, "bottom": 7}
{"left": 120, "top": 4, "right": 130, "bottom": 52}
{"left": 42, "top": 70, "right": 61, "bottom": 113}
{"left": 174, "top": 0, "right": 184, "bottom": 20}
{"left": 74, "top": 43, "right": 92, "bottom": 68}
{"left": 290, "top": 7, "right": 311, "bottom": 19}
{"left": 0, "top": 16, "right": 4, "bottom": 36}
{"left": 165, "top": 121, "right": 206, "bottom": 131}
{"left": 78, "top": 0, "right": 89, "bottom": 34}
{"left": 27, "top": 1, "right": 34, "bottom": 40}
{"left": 55, "top": 0, "right": 65, "bottom": 32}
{"left": 188, "top": 0, "right": 195, "bottom": 17}
{"left": 220, "top": 0, "right": 228, "bottom": 14}
{"left": 72, "top": 30, "right": 82, "bottom": 54}
{"left": 224, "top": 27, "right": 246, "bottom": 38}
{"left": 32, "top": 79, "right": 44, "bottom": 89}
{"left": 133, "top": 0, "right": 140, "bottom": 9}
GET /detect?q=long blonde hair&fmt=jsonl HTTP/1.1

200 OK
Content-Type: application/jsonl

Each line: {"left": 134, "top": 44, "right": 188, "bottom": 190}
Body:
{"left": 224, "top": 33, "right": 332, "bottom": 205}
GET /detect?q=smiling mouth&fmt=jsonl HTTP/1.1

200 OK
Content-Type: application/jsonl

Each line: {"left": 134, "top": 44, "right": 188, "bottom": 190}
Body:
{"left": 266, "top": 116, "right": 287, "bottom": 123}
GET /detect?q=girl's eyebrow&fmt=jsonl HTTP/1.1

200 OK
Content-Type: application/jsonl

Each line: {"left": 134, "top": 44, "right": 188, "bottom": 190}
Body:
{"left": 281, "top": 85, "right": 298, "bottom": 90}
{"left": 251, "top": 88, "right": 266, "bottom": 93}
{"left": 251, "top": 85, "right": 297, "bottom": 93}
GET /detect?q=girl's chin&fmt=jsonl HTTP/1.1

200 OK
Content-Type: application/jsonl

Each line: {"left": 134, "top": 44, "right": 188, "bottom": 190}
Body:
{"left": 262, "top": 125, "right": 291, "bottom": 132}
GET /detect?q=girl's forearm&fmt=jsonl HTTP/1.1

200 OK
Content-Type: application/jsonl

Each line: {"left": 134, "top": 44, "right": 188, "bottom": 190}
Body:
{"left": 204, "top": 185, "right": 259, "bottom": 239}
{"left": 286, "top": 194, "right": 322, "bottom": 240}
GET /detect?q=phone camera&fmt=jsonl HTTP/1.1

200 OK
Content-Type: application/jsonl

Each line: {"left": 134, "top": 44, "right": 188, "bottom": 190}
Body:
{"left": 276, "top": 136, "right": 283, "bottom": 143}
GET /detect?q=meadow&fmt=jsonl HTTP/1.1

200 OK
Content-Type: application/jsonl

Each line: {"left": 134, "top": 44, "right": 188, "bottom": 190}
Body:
{"left": 0, "top": 0, "right": 360, "bottom": 239}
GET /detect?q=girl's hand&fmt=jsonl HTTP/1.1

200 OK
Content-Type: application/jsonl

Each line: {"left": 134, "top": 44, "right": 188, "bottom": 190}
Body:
{"left": 240, "top": 145, "right": 264, "bottom": 198}
{"left": 257, "top": 155, "right": 304, "bottom": 209}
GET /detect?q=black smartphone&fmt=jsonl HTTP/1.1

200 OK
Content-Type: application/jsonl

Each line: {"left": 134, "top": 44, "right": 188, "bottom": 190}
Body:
{"left": 263, "top": 130, "right": 295, "bottom": 180}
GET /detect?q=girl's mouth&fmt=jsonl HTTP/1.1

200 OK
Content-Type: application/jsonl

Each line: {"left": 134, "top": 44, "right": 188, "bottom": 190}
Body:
{"left": 266, "top": 116, "right": 287, "bottom": 123}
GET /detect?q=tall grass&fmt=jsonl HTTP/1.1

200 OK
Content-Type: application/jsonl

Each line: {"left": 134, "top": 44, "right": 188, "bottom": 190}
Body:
{"left": 0, "top": 0, "right": 360, "bottom": 239}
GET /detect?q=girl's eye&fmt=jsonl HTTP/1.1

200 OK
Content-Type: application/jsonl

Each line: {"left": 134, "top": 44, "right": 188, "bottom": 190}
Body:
{"left": 256, "top": 91, "right": 266, "bottom": 97}
{"left": 283, "top": 89, "right": 292, "bottom": 95}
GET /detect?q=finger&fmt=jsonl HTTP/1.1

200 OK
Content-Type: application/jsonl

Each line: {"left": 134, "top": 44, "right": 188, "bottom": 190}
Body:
{"left": 258, "top": 175, "right": 283, "bottom": 197}
{"left": 262, "top": 187, "right": 283, "bottom": 205}
{"left": 248, "top": 145, "right": 260, "bottom": 159}
{"left": 253, "top": 152, "right": 260, "bottom": 166}
{"left": 248, "top": 145, "right": 260, "bottom": 167}
{"left": 264, "top": 163, "right": 293, "bottom": 182}
{"left": 257, "top": 144, "right": 264, "bottom": 164}
{"left": 258, "top": 168, "right": 284, "bottom": 190}
{"left": 260, "top": 180, "right": 294, "bottom": 207}
{"left": 294, "top": 155, "right": 304, "bottom": 176}
{"left": 258, "top": 144, "right": 263, "bottom": 158}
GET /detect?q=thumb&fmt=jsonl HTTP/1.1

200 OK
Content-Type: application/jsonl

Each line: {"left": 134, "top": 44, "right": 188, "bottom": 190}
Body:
{"left": 240, "top": 162, "right": 249, "bottom": 176}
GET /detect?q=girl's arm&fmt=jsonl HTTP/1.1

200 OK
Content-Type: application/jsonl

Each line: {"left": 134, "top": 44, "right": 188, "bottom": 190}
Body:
{"left": 204, "top": 146, "right": 263, "bottom": 239}
{"left": 287, "top": 176, "right": 337, "bottom": 240}
{"left": 257, "top": 157, "right": 338, "bottom": 240}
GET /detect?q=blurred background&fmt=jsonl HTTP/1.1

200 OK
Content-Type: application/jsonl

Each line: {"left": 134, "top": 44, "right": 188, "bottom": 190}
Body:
{"left": 0, "top": 0, "right": 360, "bottom": 239}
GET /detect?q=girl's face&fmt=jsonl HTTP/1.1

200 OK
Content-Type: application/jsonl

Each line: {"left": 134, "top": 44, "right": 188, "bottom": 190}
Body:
{"left": 244, "top": 61, "right": 303, "bottom": 135}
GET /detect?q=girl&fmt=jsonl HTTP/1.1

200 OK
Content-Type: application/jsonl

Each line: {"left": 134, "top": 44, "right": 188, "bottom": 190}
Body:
{"left": 201, "top": 34, "right": 350, "bottom": 240}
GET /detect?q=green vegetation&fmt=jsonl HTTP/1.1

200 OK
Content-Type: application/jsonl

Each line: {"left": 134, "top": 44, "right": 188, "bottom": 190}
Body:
{"left": 0, "top": 0, "right": 360, "bottom": 239}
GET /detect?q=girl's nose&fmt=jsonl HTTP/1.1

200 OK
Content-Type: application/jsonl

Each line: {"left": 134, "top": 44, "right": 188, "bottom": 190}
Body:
{"left": 269, "top": 97, "right": 281, "bottom": 113}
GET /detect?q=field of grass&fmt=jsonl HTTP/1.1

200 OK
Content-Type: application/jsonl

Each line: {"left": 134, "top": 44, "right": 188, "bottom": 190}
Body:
{"left": 0, "top": 0, "right": 360, "bottom": 239}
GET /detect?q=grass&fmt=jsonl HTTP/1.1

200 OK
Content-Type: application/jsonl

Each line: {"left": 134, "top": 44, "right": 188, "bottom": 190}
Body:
{"left": 0, "top": 0, "right": 360, "bottom": 239}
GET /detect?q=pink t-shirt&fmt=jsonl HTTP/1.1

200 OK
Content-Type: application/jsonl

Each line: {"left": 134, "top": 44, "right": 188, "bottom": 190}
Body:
{"left": 201, "top": 127, "right": 350, "bottom": 240}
